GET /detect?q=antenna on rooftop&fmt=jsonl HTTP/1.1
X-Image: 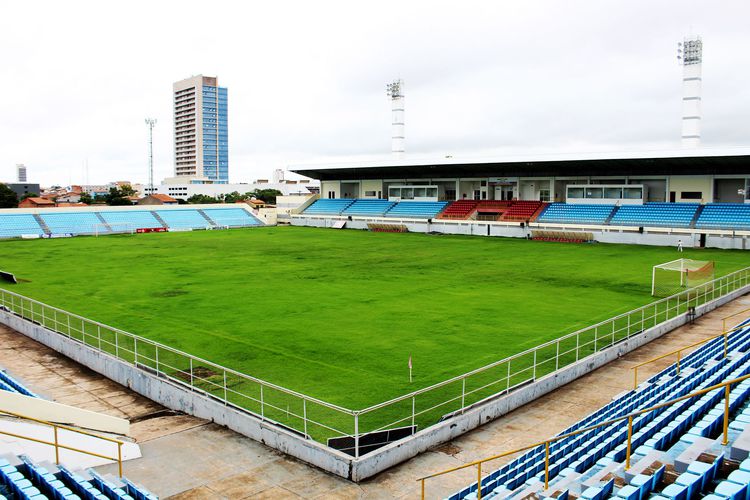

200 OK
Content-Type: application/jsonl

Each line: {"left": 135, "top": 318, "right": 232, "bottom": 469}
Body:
{"left": 145, "top": 118, "right": 157, "bottom": 194}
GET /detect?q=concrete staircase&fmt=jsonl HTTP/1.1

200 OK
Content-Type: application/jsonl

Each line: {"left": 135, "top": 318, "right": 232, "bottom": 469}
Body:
{"left": 32, "top": 214, "right": 51, "bottom": 235}
{"left": 604, "top": 205, "right": 620, "bottom": 225}
{"left": 197, "top": 209, "right": 217, "bottom": 227}
{"left": 690, "top": 204, "right": 706, "bottom": 228}
{"left": 150, "top": 211, "right": 168, "bottom": 228}
{"left": 94, "top": 213, "right": 112, "bottom": 233}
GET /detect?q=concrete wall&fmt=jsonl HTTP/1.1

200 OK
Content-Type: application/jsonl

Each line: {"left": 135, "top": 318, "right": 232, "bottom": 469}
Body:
{"left": 320, "top": 181, "right": 341, "bottom": 199}
{"left": 669, "top": 176, "right": 712, "bottom": 203}
{"left": 360, "top": 180, "right": 384, "bottom": 198}
{"left": 291, "top": 215, "right": 750, "bottom": 250}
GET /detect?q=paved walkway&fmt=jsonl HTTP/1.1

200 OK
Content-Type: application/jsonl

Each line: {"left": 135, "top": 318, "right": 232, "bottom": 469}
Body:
{"left": 1, "top": 294, "right": 749, "bottom": 499}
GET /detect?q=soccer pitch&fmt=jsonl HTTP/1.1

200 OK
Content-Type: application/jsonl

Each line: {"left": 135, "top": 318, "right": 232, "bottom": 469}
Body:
{"left": 0, "top": 226, "right": 747, "bottom": 410}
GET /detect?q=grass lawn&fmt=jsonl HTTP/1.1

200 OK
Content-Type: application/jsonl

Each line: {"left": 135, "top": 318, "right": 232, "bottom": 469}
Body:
{"left": 0, "top": 226, "right": 747, "bottom": 415}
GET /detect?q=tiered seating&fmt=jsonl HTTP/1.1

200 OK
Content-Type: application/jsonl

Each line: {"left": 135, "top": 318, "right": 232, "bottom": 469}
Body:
{"left": 610, "top": 203, "right": 699, "bottom": 228}
{"left": 450, "top": 318, "right": 750, "bottom": 500}
{"left": 696, "top": 204, "right": 750, "bottom": 230}
{"left": 0, "top": 214, "right": 44, "bottom": 238}
{"left": 201, "top": 207, "right": 261, "bottom": 226}
{"left": 501, "top": 201, "right": 544, "bottom": 221}
{"left": 0, "top": 455, "right": 156, "bottom": 500}
{"left": 39, "top": 212, "right": 102, "bottom": 235}
{"left": 439, "top": 200, "right": 479, "bottom": 219}
{"left": 341, "top": 199, "right": 395, "bottom": 217}
{"left": 537, "top": 204, "right": 615, "bottom": 225}
{"left": 100, "top": 210, "right": 162, "bottom": 230}
{"left": 384, "top": 201, "right": 449, "bottom": 219}
{"left": 0, "top": 368, "right": 38, "bottom": 397}
{"left": 302, "top": 199, "right": 355, "bottom": 215}
{"left": 153, "top": 210, "right": 211, "bottom": 230}
{"left": 475, "top": 201, "right": 514, "bottom": 221}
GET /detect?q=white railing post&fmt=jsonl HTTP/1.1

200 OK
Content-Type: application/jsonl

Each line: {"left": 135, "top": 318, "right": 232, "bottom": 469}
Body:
{"left": 461, "top": 377, "right": 466, "bottom": 411}
{"left": 411, "top": 396, "right": 416, "bottom": 431}
{"left": 134, "top": 337, "right": 138, "bottom": 366}
{"left": 260, "top": 384, "right": 265, "bottom": 419}
{"left": 555, "top": 340, "right": 560, "bottom": 371}
{"left": 303, "top": 399, "right": 308, "bottom": 438}
{"left": 354, "top": 413, "right": 360, "bottom": 459}
{"left": 189, "top": 358, "right": 194, "bottom": 388}
{"left": 223, "top": 370, "right": 227, "bottom": 405}
{"left": 533, "top": 350, "right": 537, "bottom": 380}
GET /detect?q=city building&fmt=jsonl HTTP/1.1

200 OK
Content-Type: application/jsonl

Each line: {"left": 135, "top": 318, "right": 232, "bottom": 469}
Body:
{"left": 16, "top": 164, "right": 27, "bottom": 183}
{"left": 18, "top": 197, "right": 55, "bottom": 209}
{"left": 145, "top": 178, "right": 316, "bottom": 201}
{"left": 4, "top": 183, "right": 41, "bottom": 199}
{"left": 173, "top": 75, "right": 228, "bottom": 184}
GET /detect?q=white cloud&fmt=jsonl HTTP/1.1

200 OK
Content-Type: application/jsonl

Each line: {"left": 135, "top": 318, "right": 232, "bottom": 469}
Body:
{"left": 0, "top": 0, "right": 748, "bottom": 186}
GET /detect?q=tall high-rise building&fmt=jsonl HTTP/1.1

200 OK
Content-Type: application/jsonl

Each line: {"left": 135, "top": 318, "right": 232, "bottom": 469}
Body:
{"left": 16, "top": 164, "right": 27, "bottom": 182}
{"left": 173, "top": 75, "right": 228, "bottom": 183}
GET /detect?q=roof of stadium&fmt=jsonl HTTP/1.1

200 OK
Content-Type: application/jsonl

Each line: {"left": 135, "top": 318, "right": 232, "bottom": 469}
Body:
{"left": 289, "top": 147, "right": 750, "bottom": 180}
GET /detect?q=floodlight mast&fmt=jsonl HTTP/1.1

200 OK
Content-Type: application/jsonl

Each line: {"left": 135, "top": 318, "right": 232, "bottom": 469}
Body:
{"left": 386, "top": 79, "right": 405, "bottom": 158}
{"left": 677, "top": 36, "right": 702, "bottom": 148}
{"left": 145, "top": 118, "right": 157, "bottom": 194}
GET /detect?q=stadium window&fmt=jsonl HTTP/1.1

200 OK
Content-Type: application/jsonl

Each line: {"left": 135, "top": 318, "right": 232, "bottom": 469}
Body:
{"left": 539, "top": 189, "right": 550, "bottom": 202}
{"left": 681, "top": 191, "right": 702, "bottom": 200}
{"left": 328, "top": 191, "right": 335, "bottom": 199}
{"left": 364, "top": 190, "right": 376, "bottom": 197}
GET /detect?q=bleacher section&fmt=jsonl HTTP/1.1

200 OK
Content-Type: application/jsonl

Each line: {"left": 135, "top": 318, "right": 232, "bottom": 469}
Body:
{"left": 449, "top": 318, "right": 750, "bottom": 500}
{"left": 697, "top": 204, "right": 750, "bottom": 230}
{"left": 342, "top": 199, "right": 396, "bottom": 217}
{"left": 439, "top": 200, "right": 478, "bottom": 219}
{"left": 537, "top": 204, "right": 615, "bottom": 225}
{"left": 201, "top": 207, "right": 261, "bottom": 226}
{"left": 501, "top": 201, "right": 545, "bottom": 221}
{"left": 39, "top": 212, "right": 102, "bottom": 235}
{"left": 610, "top": 203, "right": 700, "bottom": 228}
{"left": 0, "top": 455, "right": 156, "bottom": 500}
{"left": 302, "top": 199, "right": 355, "bottom": 215}
{"left": 0, "top": 215, "right": 43, "bottom": 238}
{"left": 384, "top": 201, "right": 448, "bottom": 219}
{"left": 100, "top": 210, "right": 162, "bottom": 230}
{"left": 0, "top": 368, "right": 37, "bottom": 398}
{"left": 153, "top": 210, "right": 212, "bottom": 230}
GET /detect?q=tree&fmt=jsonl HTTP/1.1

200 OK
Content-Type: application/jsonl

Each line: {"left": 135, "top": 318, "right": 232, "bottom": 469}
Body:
{"left": 187, "top": 194, "right": 220, "bottom": 204}
{"left": 19, "top": 192, "right": 38, "bottom": 201}
{"left": 0, "top": 183, "right": 18, "bottom": 208}
{"left": 103, "top": 186, "right": 134, "bottom": 206}
{"left": 249, "top": 189, "right": 282, "bottom": 204}
{"left": 79, "top": 193, "right": 94, "bottom": 205}
{"left": 223, "top": 191, "right": 244, "bottom": 203}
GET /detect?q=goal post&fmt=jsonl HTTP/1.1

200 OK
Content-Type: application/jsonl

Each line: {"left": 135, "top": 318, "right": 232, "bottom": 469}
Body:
{"left": 94, "top": 222, "right": 137, "bottom": 237}
{"left": 652, "top": 258, "right": 715, "bottom": 297}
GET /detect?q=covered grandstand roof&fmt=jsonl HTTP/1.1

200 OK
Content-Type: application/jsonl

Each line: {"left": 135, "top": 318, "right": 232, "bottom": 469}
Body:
{"left": 289, "top": 147, "right": 750, "bottom": 180}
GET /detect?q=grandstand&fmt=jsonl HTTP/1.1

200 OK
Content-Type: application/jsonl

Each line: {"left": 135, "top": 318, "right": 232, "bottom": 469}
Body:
{"left": 0, "top": 205, "right": 263, "bottom": 239}
{"left": 435, "top": 315, "right": 750, "bottom": 499}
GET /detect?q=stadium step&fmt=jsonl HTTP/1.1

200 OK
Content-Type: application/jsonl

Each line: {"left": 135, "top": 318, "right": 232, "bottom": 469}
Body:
{"left": 690, "top": 204, "right": 706, "bottom": 229}
{"left": 196, "top": 209, "right": 217, "bottom": 227}
{"left": 150, "top": 211, "right": 168, "bottom": 228}
{"left": 31, "top": 214, "right": 50, "bottom": 235}
{"left": 94, "top": 212, "right": 112, "bottom": 233}
{"left": 604, "top": 206, "right": 619, "bottom": 225}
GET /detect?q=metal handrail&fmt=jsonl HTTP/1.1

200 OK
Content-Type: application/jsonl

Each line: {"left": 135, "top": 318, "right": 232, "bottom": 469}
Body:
{"left": 631, "top": 312, "right": 750, "bottom": 389}
{"left": 417, "top": 372, "right": 750, "bottom": 499}
{"left": 363, "top": 266, "right": 750, "bottom": 413}
{"left": 0, "top": 407, "right": 125, "bottom": 477}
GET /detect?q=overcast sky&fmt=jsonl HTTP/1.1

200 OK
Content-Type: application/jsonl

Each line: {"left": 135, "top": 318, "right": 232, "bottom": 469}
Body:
{"left": 1, "top": 1, "right": 749, "bottom": 186}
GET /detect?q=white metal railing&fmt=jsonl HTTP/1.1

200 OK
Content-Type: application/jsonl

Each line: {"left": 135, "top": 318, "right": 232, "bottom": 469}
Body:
{"left": 1, "top": 265, "right": 749, "bottom": 459}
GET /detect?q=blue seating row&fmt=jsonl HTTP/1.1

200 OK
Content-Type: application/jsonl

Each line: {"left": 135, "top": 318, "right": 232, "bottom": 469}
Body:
{"left": 610, "top": 203, "right": 699, "bottom": 228}
{"left": 537, "top": 204, "right": 615, "bottom": 225}
{"left": 0, "top": 455, "right": 156, "bottom": 500}
{"left": 450, "top": 318, "right": 750, "bottom": 500}
{"left": 0, "top": 368, "right": 38, "bottom": 397}
{"left": 696, "top": 204, "right": 750, "bottom": 230}
{"left": 0, "top": 207, "right": 261, "bottom": 238}
{"left": 303, "top": 199, "right": 448, "bottom": 218}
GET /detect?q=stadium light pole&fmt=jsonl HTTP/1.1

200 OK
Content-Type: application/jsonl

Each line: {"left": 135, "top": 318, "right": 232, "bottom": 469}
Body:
{"left": 145, "top": 118, "right": 157, "bottom": 195}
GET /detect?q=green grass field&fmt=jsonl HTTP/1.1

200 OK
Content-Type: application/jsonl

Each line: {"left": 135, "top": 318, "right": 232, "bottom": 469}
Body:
{"left": 0, "top": 226, "right": 747, "bottom": 415}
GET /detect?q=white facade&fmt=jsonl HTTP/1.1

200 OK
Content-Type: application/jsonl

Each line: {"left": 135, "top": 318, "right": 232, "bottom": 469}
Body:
{"left": 147, "top": 181, "right": 317, "bottom": 200}
{"left": 678, "top": 36, "right": 702, "bottom": 148}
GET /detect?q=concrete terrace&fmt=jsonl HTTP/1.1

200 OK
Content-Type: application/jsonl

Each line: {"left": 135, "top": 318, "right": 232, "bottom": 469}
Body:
{"left": 0, "top": 294, "right": 748, "bottom": 499}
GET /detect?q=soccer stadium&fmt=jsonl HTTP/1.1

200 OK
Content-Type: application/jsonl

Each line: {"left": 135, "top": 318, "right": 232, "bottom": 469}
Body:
{"left": 4, "top": 3, "right": 750, "bottom": 498}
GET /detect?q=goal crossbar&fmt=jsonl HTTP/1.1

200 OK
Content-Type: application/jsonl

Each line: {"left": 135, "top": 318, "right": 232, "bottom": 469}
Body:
{"left": 652, "top": 258, "right": 714, "bottom": 296}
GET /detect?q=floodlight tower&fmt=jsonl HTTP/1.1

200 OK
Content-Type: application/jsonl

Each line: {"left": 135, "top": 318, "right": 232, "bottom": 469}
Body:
{"left": 386, "top": 79, "right": 405, "bottom": 158}
{"left": 145, "top": 118, "right": 157, "bottom": 194}
{"left": 677, "top": 36, "right": 702, "bottom": 148}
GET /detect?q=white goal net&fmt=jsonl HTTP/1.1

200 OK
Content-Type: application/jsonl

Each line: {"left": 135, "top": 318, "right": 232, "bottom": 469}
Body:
{"left": 652, "top": 258, "right": 715, "bottom": 297}
{"left": 94, "top": 222, "right": 137, "bottom": 236}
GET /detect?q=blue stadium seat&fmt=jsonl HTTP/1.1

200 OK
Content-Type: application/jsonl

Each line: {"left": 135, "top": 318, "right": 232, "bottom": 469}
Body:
{"left": 696, "top": 204, "right": 750, "bottom": 230}
{"left": 153, "top": 210, "right": 211, "bottom": 230}
{"left": 302, "top": 199, "right": 355, "bottom": 215}
{"left": 384, "top": 201, "right": 448, "bottom": 219}
{"left": 537, "top": 204, "right": 615, "bottom": 225}
{"left": 341, "top": 199, "right": 396, "bottom": 217}
{"left": 40, "top": 212, "right": 102, "bottom": 235}
{"left": 201, "top": 207, "right": 261, "bottom": 226}
{"left": 0, "top": 368, "right": 38, "bottom": 397}
{"left": 0, "top": 214, "right": 44, "bottom": 238}
{"left": 609, "top": 203, "right": 699, "bottom": 228}
{"left": 99, "top": 211, "right": 162, "bottom": 230}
